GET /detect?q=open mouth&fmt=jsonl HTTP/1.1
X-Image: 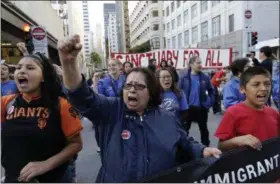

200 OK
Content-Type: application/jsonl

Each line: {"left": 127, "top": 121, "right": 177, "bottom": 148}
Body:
{"left": 256, "top": 94, "right": 267, "bottom": 101}
{"left": 17, "top": 77, "right": 29, "bottom": 87}
{"left": 128, "top": 96, "right": 138, "bottom": 106}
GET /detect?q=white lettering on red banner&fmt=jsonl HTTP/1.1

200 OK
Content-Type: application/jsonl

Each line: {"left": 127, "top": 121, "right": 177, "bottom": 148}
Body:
{"left": 111, "top": 49, "right": 233, "bottom": 69}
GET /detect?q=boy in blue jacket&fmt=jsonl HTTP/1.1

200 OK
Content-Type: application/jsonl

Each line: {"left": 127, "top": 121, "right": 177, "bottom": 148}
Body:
{"left": 223, "top": 58, "right": 250, "bottom": 109}
{"left": 178, "top": 56, "right": 215, "bottom": 146}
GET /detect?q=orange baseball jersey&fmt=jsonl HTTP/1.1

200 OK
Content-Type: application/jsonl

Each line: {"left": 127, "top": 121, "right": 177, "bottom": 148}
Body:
{"left": 1, "top": 94, "right": 83, "bottom": 182}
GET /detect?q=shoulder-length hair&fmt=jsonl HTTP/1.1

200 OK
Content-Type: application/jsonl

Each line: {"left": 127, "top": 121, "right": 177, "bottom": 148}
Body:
{"left": 156, "top": 68, "right": 181, "bottom": 99}
{"left": 120, "top": 67, "right": 162, "bottom": 108}
{"left": 22, "top": 53, "right": 63, "bottom": 109}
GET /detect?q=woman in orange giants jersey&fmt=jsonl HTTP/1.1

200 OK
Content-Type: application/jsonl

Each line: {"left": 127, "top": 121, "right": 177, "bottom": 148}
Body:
{"left": 1, "top": 53, "right": 83, "bottom": 183}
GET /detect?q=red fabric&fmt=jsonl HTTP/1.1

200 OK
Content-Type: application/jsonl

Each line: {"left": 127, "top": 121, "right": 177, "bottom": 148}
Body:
{"left": 211, "top": 71, "right": 225, "bottom": 87}
{"left": 215, "top": 103, "right": 279, "bottom": 142}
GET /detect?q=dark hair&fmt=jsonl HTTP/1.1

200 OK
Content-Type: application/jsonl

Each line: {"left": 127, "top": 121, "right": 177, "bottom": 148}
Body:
{"left": 260, "top": 46, "right": 272, "bottom": 58}
{"left": 250, "top": 51, "right": 256, "bottom": 55}
{"left": 156, "top": 68, "right": 181, "bottom": 99}
{"left": 230, "top": 58, "right": 250, "bottom": 76}
{"left": 22, "top": 53, "right": 63, "bottom": 109}
{"left": 120, "top": 67, "right": 161, "bottom": 108}
{"left": 123, "top": 61, "right": 134, "bottom": 74}
{"left": 147, "top": 64, "right": 156, "bottom": 73}
{"left": 1, "top": 63, "right": 11, "bottom": 73}
{"left": 160, "top": 60, "right": 168, "bottom": 68}
{"left": 240, "top": 66, "right": 271, "bottom": 87}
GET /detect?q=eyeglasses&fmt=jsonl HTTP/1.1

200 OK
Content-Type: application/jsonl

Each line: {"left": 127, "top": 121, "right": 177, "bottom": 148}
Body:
{"left": 159, "top": 76, "right": 172, "bottom": 79}
{"left": 123, "top": 83, "right": 147, "bottom": 91}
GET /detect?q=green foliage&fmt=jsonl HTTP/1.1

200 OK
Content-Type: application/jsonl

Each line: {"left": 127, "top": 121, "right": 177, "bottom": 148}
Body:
{"left": 129, "top": 40, "right": 151, "bottom": 53}
{"left": 90, "top": 52, "right": 102, "bottom": 67}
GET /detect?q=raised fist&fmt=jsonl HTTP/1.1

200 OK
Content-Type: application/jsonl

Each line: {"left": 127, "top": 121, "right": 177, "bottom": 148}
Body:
{"left": 57, "top": 34, "right": 82, "bottom": 65}
{"left": 17, "top": 42, "right": 29, "bottom": 55}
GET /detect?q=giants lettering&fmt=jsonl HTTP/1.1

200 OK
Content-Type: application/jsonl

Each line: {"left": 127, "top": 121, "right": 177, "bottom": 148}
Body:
{"left": 6, "top": 107, "right": 50, "bottom": 120}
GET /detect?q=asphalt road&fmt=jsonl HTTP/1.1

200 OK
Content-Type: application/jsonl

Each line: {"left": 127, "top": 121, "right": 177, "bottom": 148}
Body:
{"left": 76, "top": 112, "right": 223, "bottom": 182}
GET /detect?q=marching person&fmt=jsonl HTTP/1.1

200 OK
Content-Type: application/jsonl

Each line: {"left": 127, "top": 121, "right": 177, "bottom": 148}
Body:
{"left": 1, "top": 63, "right": 18, "bottom": 96}
{"left": 215, "top": 66, "right": 279, "bottom": 151}
{"left": 1, "top": 52, "right": 83, "bottom": 183}
{"left": 58, "top": 34, "right": 221, "bottom": 183}
{"left": 222, "top": 58, "right": 250, "bottom": 109}
{"left": 159, "top": 60, "right": 168, "bottom": 68}
{"left": 122, "top": 61, "right": 134, "bottom": 79}
{"left": 156, "top": 68, "right": 188, "bottom": 122}
{"left": 178, "top": 56, "right": 215, "bottom": 146}
{"left": 97, "top": 59, "right": 125, "bottom": 97}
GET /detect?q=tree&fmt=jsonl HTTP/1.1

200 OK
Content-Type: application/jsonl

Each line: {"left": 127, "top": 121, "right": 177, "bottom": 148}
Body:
{"left": 90, "top": 52, "right": 102, "bottom": 68}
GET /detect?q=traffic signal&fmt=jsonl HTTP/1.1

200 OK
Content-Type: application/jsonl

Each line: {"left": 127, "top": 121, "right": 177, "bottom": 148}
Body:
{"left": 23, "top": 24, "right": 34, "bottom": 54}
{"left": 251, "top": 32, "right": 258, "bottom": 46}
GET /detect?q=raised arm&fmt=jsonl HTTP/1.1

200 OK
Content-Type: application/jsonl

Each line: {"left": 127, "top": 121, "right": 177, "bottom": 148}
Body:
{"left": 58, "top": 35, "right": 119, "bottom": 124}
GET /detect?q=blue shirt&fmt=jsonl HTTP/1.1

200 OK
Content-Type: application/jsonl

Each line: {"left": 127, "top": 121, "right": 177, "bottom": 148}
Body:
{"left": 1, "top": 80, "right": 18, "bottom": 96}
{"left": 97, "top": 74, "right": 125, "bottom": 97}
{"left": 160, "top": 90, "right": 188, "bottom": 118}
{"left": 272, "top": 60, "right": 280, "bottom": 109}
{"left": 189, "top": 74, "right": 200, "bottom": 107}
{"left": 222, "top": 77, "right": 246, "bottom": 109}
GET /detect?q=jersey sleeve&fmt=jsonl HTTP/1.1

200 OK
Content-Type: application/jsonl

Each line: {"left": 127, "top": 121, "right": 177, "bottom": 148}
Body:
{"left": 1, "top": 95, "right": 17, "bottom": 123}
{"left": 60, "top": 98, "right": 83, "bottom": 138}
{"left": 179, "top": 91, "right": 189, "bottom": 111}
{"left": 215, "top": 110, "right": 237, "bottom": 141}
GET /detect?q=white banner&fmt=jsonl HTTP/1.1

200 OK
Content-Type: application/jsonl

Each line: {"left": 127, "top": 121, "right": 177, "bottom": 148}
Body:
{"left": 111, "top": 48, "right": 233, "bottom": 69}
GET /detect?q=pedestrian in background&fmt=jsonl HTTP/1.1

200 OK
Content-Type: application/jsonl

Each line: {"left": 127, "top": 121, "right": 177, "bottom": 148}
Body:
{"left": 1, "top": 63, "right": 18, "bottom": 96}
{"left": 178, "top": 56, "right": 215, "bottom": 146}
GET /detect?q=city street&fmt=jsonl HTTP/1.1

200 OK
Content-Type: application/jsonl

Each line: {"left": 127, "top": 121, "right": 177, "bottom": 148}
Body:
{"left": 76, "top": 113, "right": 223, "bottom": 182}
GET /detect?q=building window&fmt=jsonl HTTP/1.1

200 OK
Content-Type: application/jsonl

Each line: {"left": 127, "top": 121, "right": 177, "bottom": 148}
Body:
{"left": 212, "top": 1, "right": 220, "bottom": 7}
{"left": 167, "top": 22, "right": 170, "bottom": 32}
{"left": 177, "top": 15, "right": 181, "bottom": 26}
{"left": 177, "top": 1, "right": 181, "bottom": 8}
{"left": 229, "top": 14, "right": 234, "bottom": 32}
{"left": 178, "top": 33, "right": 182, "bottom": 48}
{"left": 152, "top": 0, "right": 158, "bottom": 3}
{"left": 191, "top": 4, "right": 197, "bottom": 19}
{"left": 166, "top": 6, "right": 170, "bottom": 16}
{"left": 201, "top": 21, "right": 208, "bottom": 41}
{"left": 162, "top": 10, "right": 165, "bottom": 16}
{"left": 172, "top": 19, "right": 175, "bottom": 30}
{"left": 167, "top": 38, "right": 171, "bottom": 49}
{"left": 192, "top": 26, "right": 198, "bottom": 44}
{"left": 171, "top": 1, "right": 174, "bottom": 13}
{"left": 184, "top": 30, "right": 189, "bottom": 46}
{"left": 183, "top": 10, "right": 188, "bottom": 24}
{"left": 200, "top": 1, "right": 208, "bottom": 14}
{"left": 152, "top": 10, "right": 159, "bottom": 17}
{"left": 172, "top": 36, "right": 176, "bottom": 48}
{"left": 163, "top": 24, "right": 165, "bottom": 31}
{"left": 153, "top": 24, "right": 159, "bottom": 31}
{"left": 212, "top": 15, "right": 221, "bottom": 37}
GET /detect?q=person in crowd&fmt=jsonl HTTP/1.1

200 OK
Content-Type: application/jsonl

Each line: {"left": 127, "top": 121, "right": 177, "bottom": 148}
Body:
{"left": 91, "top": 71, "right": 106, "bottom": 92}
{"left": 156, "top": 68, "right": 188, "bottom": 122}
{"left": 222, "top": 58, "right": 250, "bottom": 109}
{"left": 160, "top": 60, "right": 168, "bottom": 68}
{"left": 1, "top": 53, "right": 83, "bottom": 183}
{"left": 254, "top": 46, "right": 273, "bottom": 74}
{"left": 250, "top": 51, "right": 260, "bottom": 66}
{"left": 211, "top": 66, "right": 230, "bottom": 114}
{"left": 97, "top": 59, "right": 125, "bottom": 97}
{"left": 16, "top": 42, "right": 29, "bottom": 56}
{"left": 58, "top": 34, "right": 221, "bottom": 183}
{"left": 1, "top": 63, "right": 18, "bottom": 96}
{"left": 215, "top": 66, "right": 279, "bottom": 152}
{"left": 147, "top": 58, "right": 157, "bottom": 74}
{"left": 178, "top": 56, "right": 215, "bottom": 147}
{"left": 166, "top": 60, "right": 179, "bottom": 84}
{"left": 87, "top": 72, "right": 94, "bottom": 87}
{"left": 122, "top": 61, "right": 133, "bottom": 78}
{"left": 272, "top": 58, "right": 280, "bottom": 110}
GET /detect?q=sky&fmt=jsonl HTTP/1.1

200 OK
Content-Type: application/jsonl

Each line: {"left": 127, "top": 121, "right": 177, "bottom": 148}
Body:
{"left": 88, "top": 1, "right": 137, "bottom": 28}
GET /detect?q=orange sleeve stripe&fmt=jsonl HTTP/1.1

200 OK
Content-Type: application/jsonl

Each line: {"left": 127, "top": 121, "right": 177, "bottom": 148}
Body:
{"left": 1, "top": 94, "right": 18, "bottom": 123}
{"left": 59, "top": 97, "right": 83, "bottom": 137}
{"left": 66, "top": 127, "right": 83, "bottom": 138}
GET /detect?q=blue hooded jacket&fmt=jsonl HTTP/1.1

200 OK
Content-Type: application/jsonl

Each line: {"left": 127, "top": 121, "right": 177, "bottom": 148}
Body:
{"left": 222, "top": 77, "right": 245, "bottom": 109}
{"left": 272, "top": 60, "right": 280, "bottom": 109}
{"left": 97, "top": 74, "right": 125, "bottom": 97}
{"left": 65, "top": 77, "right": 206, "bottom": 182}
{"left": 178, "top": 70, "right": 215, "bottom": 109}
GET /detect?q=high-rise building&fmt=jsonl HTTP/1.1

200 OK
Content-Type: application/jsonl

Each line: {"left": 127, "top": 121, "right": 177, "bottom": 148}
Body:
{"left": 108, "top": 13, "right": 119, "bottom": 53}
{"left": 129, "top": 1, "right": 165, "bottom": 50}
{"left": 103, "top": 3, "right": 116, "bottom": 59}
{"left": 82, "top": 1, "right": 92, "bottom": 62}
{"left": 50, "top": 0, "right": 68, "bottom": 37}
{"left": 163, "top": 1, "right": 279, "bottom": 59}
{"left": 116, "top": 1, "right": 131, "bottom": 52}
